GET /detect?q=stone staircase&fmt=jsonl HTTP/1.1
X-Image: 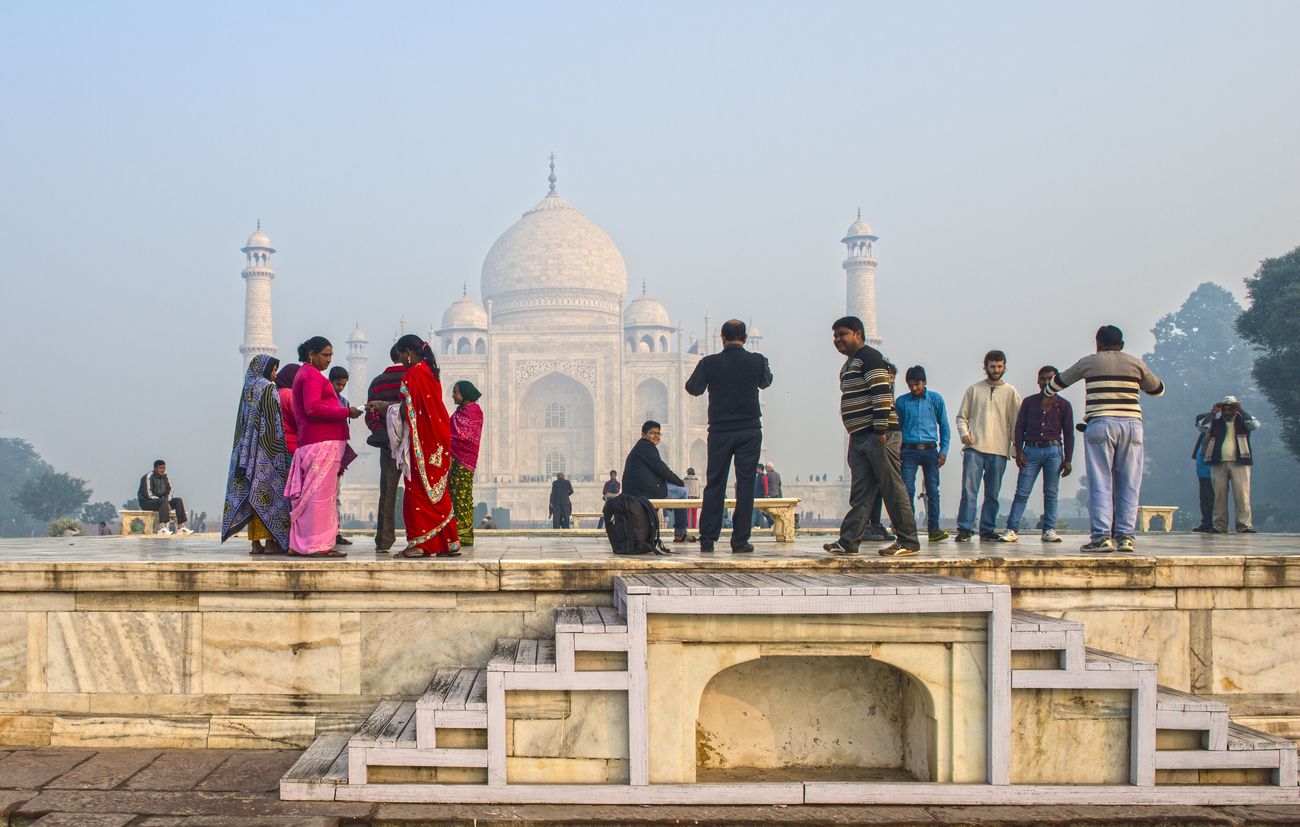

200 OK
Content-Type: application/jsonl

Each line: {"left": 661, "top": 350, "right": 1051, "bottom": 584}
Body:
{"left": 283, "top": 573, "right": 1299, "bottom": 805}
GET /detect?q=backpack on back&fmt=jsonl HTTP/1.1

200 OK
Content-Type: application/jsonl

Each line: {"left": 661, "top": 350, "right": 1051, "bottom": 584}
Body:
{"left": 602, "top": 494, "right": 672, "bottom": 556}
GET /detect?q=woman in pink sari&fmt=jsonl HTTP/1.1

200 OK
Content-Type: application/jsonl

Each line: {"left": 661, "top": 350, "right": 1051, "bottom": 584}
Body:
{"left": 284, "top": 336, "right": 363, "bottom": 557}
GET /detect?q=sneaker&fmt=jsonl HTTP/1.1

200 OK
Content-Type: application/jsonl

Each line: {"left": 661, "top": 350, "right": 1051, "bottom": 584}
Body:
{"left": 955, "top": 530, "right": 973, "bottom": 543}
{"left": 177, "top": 526, "right": 194, "bottom": 536}
{"left": 1080, "top": 537, "right": 1117, "bottom": 553}
{"left": 823, "top": 540, "right": 858, "bottom": 556}
{"left": 878, "top": 543, "right": 920, "bottom": 557}
{"left": 157, "top": 525, "right": 172, "bottom": 535}
{"left": 928, "top": 529, "right": 950, "bottom": 542}
{"left": 1241, "top": 528, "right": 1257, "bottom": 534}
{"left": 863, "top": 525, "right": 895, "bottom": 541}
{"left": 979, "top": 532, "right": 999, "bottom": 541}
{"left": 1191, "top": 525, "right": 1210, "bottom": 533}
{"left": 1041, "top": 530, "right": 1062, "bottom": 543}
{"left": 1116, "top": 536, "right": 1136, "bottom": 552}
{"left": 699, "top": 541, "right": 715, "bottom": 553}
{"left": 731, "top": 543, "right": 754, "bottom": 554}
{"left": 996, "top": 530, "right": 1019, "bottom": 543}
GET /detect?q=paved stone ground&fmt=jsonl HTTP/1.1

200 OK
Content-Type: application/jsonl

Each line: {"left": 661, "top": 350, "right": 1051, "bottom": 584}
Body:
{"left": 1, "top": 748, "right": 1297, "bottom": 826}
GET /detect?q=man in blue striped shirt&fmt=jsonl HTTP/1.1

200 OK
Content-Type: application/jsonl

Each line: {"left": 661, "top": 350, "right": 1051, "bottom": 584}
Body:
{"left": 894, "top": 366, "right": 950, "bottom": 542}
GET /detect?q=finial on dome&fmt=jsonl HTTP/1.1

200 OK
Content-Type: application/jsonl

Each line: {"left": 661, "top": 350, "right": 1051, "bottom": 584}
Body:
{"left": 856, "top": 208, "right": 861, "bottom": 220}
{"left": 641, "top": 279, "right": 646, "bottom": 296}
{"left": 257, "top": 218, "right": 261, "bottom": 230}
{"left": 547, "top": 152, "right": 557, "bottom": 193}
{"left": 462, "top": 282, "right": 467, "bottom": 297}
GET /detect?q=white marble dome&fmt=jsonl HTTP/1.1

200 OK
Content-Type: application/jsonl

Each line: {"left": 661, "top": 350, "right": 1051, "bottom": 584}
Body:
{"left": 244, "top": 228, "right": 274, "bottom": 250}
{"left": 441, "top": 294, "right": 488, "bottom": 330}
{"left": 480, "top": 191, "right": 628, "bottom": 324}
{"left": 624, "top": 294, "right": 671, "bottom": 328}
{"left": 347, "top": 324, "right": 367, "bottom": 342}
{"left": 844, "top": 218, "right": 874, "bottom": 239}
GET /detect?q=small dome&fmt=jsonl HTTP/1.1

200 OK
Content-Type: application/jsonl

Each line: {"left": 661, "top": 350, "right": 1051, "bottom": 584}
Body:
{"left": 244, "top": 228, "right": 274, "bottom": 250}
{"left": 440, "top": 295, "right": 488, "bottom": 330}
{"left": 748, "top": 323, "right": 763, "bottom": 339}
{"left": 624, "top": 294, "right": 671, "bottom": 328}
{"left": 347, "top": 324, "right": 367, "bottom": 342}
{"left": 844, "top": 218, "right": 874, "bottom": 238}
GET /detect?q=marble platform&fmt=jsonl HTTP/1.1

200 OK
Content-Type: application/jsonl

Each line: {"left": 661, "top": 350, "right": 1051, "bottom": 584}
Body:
{"left": 0, "top": 532, "right": 1298, "bottom": 756}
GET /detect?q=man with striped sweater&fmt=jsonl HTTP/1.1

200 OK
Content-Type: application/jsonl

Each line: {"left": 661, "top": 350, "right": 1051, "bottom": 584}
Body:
{"left": 824, "top": 316, "right": 920, "bottom": 557}
{"left": 1044, "top": 325, "right": 1164, "bottom": 552}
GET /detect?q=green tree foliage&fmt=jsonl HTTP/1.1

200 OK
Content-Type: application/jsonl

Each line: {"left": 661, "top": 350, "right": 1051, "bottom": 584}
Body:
{"left": 1236, "top": 246, "right": 1300, "bottom": 461}
{"left": 1142, "top": 282, "right": 1300, "bottom": 530}
{"left": 81, "top": 501, "right": 119, "bottom": 524}
{"left": 0, "top": 437, "right": 53, "bottom": 537}
{"left": 15, "top": 471, "right": 92, "bottom": 524}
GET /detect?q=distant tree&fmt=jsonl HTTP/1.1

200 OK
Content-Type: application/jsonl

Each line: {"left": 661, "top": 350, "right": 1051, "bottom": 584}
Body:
{"left": 81, "top": 501, "right": 119, "bottom": 524}
{"left": 15, "top": 471, "right": 91, "bottom": 524}
{"left": 1236, "top": 246, "right": 1300, "bottom": 462}
{"left": 0, "top": 437, "right": 53, "bottom": 537}
{"left": 1143, "top": 282, "right": 1300, "bottom": 531}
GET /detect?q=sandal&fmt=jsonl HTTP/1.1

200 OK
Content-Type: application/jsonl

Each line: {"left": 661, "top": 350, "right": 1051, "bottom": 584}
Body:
{"left": 290, "top": 550, "right": 347, "bottom": 558}
{"left": 434, "top": 550, "right": 462, "bottom": 558}
{"left": 397, "top": 547, "right": 426, "bottom": 558}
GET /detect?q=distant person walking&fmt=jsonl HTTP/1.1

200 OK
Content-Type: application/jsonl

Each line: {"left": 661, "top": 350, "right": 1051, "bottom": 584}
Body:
{"left": 622, "top": 420, "right": 690, "bottom": 542}
{"left": 449, "top": 380, "right": 484, "bottom": 545}
{"left": 999, "top": 366, "right": 1074, "bottom": 544}
{"left": 823, "top": 316, "right": 920, "bottom": 557}
{"left": 1199, "top": 395, "right": 1260, "bottom": 535}
{"left": 275, "top": 364, "right": 300, "bottom": 454}
{"left": 597, "top": 470, "right": 621, "bottom": 529}
{"left": 685, "top": 319, "right": 773, "bottom": 553}
{"left": 221, "top": 354, "right": 291, "bottom": 555}
{"left": 1191, "top": 414, "right": 1215, "bottom": 533}
{"left": 550, "top": 472, "right": 574, "bottom": 528}
{"left": 1044, "top": 325, "right": 1164, "bottom": 552}
{"left": 365, "top": 346, "right": 408, "bottom": 551}
{"left": 752, "top": 465, "right": 770, "bottom": 528}
{"left": 138, "top": 460, "right": 193, "bottom": 535}
{"left": 894, "top": 365, "right": 950, "bottom": 542}
{"left": 285, "top": 336, "right": 363, "bottom": 557}
{"left": 954, "top": 350, "right": 1021, "bottom": 542}
{"left": 683, "top": 467, "right": 702, "bottom": 529}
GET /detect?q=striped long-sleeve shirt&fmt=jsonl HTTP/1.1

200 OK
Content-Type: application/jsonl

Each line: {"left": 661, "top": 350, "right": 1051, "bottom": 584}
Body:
{"left": 1044, "top": 350, "right": 1164, "bottom": 421}
{"left": 840, "top": 345, "right": 898, "bottom": 434}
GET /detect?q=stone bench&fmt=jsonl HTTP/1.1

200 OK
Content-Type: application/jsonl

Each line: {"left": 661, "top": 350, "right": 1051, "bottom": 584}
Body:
{"left": 117, "top": 509, "right": 158, "bottom": 536}
{"left": 650, "top": 497, "right": 801, "bottom": 542}
{"left": 1137, "top": 506, "right": 1178, "bottom": 532}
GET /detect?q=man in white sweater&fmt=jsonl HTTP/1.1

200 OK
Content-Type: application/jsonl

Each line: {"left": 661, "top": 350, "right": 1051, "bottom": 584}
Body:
{"left": 954, "top": 350, "right": 1022, "bottom": 542}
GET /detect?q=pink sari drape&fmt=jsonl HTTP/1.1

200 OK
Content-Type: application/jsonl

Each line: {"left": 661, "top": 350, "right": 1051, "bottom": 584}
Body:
{"left": 284, "top": 439, "right": 345, "bottom": 554}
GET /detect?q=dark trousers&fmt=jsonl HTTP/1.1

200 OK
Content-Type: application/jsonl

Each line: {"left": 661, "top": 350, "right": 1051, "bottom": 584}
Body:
{"left": 139, "top": 497, "right": 186, "bottom": 526}
{"left": 700, "top": 428, "right": 762, "bottom": 549}
{"left": 840, "top": 431, "right": 919, "bottom": 550}
{"left": 376, "top": 449, "right": 400, "bottom": 550}
{"left": 552, "top": 506, "right": 571, "bottom": 529}
{"left": 900, "top": 446, "right": 942, "bottom": 532}
{"left": 1197, "top": 475, "right": 1214, "bottom": 530}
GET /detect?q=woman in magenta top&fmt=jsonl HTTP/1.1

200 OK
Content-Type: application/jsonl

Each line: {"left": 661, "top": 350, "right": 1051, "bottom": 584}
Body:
{"left": 448, "top": 380, "right": 484, "bottom": 546}
{"left": 284, "top": 337, "right": 362, "bottom": 556}
{"left": 274, "top": 364, "right": 300, "bottom": 453}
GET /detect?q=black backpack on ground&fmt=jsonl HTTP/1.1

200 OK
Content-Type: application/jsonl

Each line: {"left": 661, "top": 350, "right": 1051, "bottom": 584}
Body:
{"left": 602, "top": 494, "right": 672, "bottom": 556}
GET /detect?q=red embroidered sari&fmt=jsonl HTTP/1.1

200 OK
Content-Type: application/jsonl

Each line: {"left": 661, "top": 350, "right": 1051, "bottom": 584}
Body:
{"left": 400, "top": 362, "right": 460, "bottom": 554}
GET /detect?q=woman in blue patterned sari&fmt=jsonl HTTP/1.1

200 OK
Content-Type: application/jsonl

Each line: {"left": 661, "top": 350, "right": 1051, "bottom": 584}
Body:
{"left": 222, "top": 354, "right": 292, "bottom": 554}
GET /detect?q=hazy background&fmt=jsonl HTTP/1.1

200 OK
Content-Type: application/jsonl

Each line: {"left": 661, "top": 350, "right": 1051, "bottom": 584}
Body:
{"left": 2, "top": 1, "right": 1299, "bottom": 518}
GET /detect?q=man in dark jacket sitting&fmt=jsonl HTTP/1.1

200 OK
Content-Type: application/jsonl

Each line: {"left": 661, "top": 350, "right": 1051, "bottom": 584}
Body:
{"left": 138, "top": 460, "right": 192, "bottom": 535}
{"left": 622, "top": 420, "right": 692, "bottom": 542}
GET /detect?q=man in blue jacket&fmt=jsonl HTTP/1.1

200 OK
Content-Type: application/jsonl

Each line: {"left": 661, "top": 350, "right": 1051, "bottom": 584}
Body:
{"left": 894, "top": 366, "right": 950, "bottom": 542}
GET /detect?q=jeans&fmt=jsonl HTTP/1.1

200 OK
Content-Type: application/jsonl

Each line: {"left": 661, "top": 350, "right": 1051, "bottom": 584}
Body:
{"left": 1084, "top": 417, "right": 1144, "bottom": 541}
{"left": 1196, "top": 475, "right": 1214, "bottom": 530}
{"left": 900, "top": 446, "right": 942, "bottom": 532}
{"left": 700, "top": 428, "right": 762, "bottom": 549}
{"left": 839, "top": 431, "right": 919, "bottom": 550}
{"left": 665, "top": 483, "right": 689, "bottom": 536}
{"left": 957, "top": 449, "right": 1007, "bottom": 535}
{"left": 1005, "top": 444, "right": 1063, "bottom": 532}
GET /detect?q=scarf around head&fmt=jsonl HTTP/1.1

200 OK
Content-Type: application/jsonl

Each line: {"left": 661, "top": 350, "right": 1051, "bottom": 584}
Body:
{"left": 222, "top": 354, "right": 291, "bottom": 547}
{"left": 454, "top": 380, "right": 482, "bottom": 404}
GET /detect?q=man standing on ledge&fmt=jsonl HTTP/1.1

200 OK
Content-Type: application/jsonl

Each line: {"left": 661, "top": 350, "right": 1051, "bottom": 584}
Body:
{"left": 894, "top": 365, "right": 950, "bottom": 542}
{"left": 685, "top": 319, "right": 773, "bottom": 553}
{"left": 823, "top": 316, "right": 920, "bottom": 557}
{"left": 954, "top": 350, "right": 1020, "bottom": 542}
{"left": 1045, "top": 325, "right": 1164, "bottom": 552}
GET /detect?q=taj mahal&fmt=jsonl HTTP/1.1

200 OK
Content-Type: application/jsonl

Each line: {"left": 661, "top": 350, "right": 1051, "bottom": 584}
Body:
{"left": 238, "top": 158, "right": 881, "bottom": 525}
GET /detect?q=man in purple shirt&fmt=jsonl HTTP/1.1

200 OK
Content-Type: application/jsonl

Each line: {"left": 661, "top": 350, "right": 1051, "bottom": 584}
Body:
{"left": 998, "top": 366, "right": 1074, "bottom": 543}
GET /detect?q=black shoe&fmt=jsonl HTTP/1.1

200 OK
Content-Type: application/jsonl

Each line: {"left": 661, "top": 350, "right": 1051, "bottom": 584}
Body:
{"left": 979, "top": 532, "right": 998, "bottom": 541}
{"left": 955, "top": 530, "right": 973, "bottom": 543}
{"left": 731, "top": 543, "right": 754, "bottom": 554}
{"left": 1241, "top": 528, "right": 1257, "bottom": 534}
{"left": 335, "top": 534, "right": 353, "bottom": 546}
{"left": 700, "top": 541, "right": 715, "bottom": 553}
{"left": 1191, "top": 526, "right": 1210, "bottom": 533}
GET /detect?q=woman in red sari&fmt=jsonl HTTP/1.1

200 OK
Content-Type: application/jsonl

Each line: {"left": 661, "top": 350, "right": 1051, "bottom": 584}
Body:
{"left": 388, "top": 335, "right": 460, "bottom": 558}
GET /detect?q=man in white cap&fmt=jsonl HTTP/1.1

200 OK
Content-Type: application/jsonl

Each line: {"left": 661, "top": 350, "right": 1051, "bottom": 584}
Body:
{"left": 1197, "top": 395, "right": 1261, "bottom": 534}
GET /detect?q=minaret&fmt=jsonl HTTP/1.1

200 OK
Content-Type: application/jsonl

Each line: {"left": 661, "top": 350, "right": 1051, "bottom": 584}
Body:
{"left": 346, "top": 324, "right": 369, "bottom": 397}
{"left": 239, "top": 222, "right": 277, "bottom": 370}
{"left": 841, "top": 210, "right": 882, "bottom": 349}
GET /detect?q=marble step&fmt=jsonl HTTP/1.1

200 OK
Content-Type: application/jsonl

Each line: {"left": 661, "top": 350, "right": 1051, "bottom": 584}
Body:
{"left": 554, "top": 605, "right": 627, "bottom": 635}
{"left": 417, "top": 667, "right": 488, "bottom": 712}
{"left": 349, "top": 699, "right": 417, "bottom": 749}
{"left": 1154, "top": 722, "right": 1297, "bottom": 785}
{"left": 1013, "top": 648, "right": 1157, "bottom": 690}
{"left": 1010, "top": 610, "right": 1085, "bottom": 671}
{"left": 1155, "top": 686, "right": 1228, "bottom": 750}
{"left": 487, "top": 638, "right": 557, "bottom": 673}
{"left": 348, "top": 699, "right": 489, "bottom": 785}
{"left": 1084, "top": 648, "right": 1157, "bottom": 672}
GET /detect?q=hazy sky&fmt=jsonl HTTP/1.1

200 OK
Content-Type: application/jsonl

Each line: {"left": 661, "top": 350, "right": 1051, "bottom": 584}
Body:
{"left": 2, "top": 2, "right": 1299, "bottom": 517}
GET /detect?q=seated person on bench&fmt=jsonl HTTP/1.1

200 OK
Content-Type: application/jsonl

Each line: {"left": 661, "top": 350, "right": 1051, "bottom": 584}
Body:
{"left": 137, "top": 459, "right": 193, "bottom": 535}
{"left": 622, "top": 420, "right": 694, "bottom": 543}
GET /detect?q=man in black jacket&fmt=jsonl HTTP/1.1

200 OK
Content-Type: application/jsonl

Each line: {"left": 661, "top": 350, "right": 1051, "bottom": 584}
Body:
{"left": 685, "top": 319, "right": 774, "bottom": 553}
{"left": 622, "top": 420, "right": 690, "bottom": 541}
{"left": 138, "top": 460, "right": 192, "bottom": 535}
{"left": 549, "top": 473, "right": 574, "bottom": 528}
